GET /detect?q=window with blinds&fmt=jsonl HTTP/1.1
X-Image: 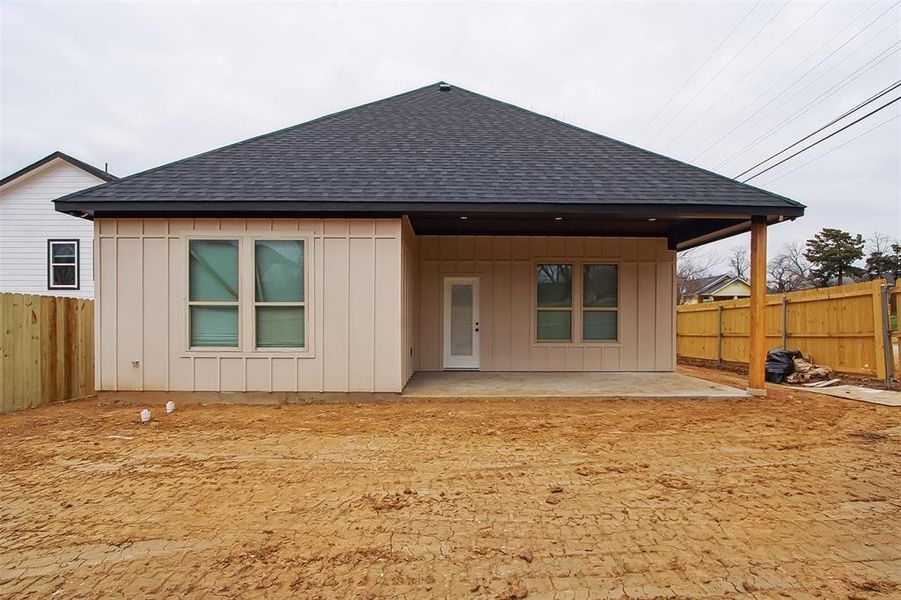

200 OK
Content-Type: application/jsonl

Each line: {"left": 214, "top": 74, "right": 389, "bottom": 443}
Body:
{"left": 188, "top": 239, "right": 239, "bottom": 348}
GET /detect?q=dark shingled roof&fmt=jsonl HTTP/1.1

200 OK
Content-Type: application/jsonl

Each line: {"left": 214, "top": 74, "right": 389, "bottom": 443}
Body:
{"left": 56, "top": 82, "right": 803, "bottom": 214}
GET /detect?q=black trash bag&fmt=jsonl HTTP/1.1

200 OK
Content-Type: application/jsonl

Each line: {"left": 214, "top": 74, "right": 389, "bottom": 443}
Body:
{"left": 765, "top": 349, "right": 802, "bottom": 383}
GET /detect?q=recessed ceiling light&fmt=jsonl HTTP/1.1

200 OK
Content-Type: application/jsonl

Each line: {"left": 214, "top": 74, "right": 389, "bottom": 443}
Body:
{"left": 460, "top": 216, "right": 468, "bottom": 220}
{"left": 648, "top": 217, "right": 657, "bottom": 222}
{"left": 554, "top": 217, "right": 563, "bottom": 221}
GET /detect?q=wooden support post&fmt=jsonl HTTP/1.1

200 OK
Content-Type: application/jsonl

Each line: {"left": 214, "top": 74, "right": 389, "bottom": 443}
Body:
{"left": 748, "top": 216, "right": 767, "bottom": 395}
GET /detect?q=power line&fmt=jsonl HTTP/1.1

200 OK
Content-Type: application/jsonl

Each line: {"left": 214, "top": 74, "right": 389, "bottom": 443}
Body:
{"left": 635, "top": 0, "right": 763, "bottom": 141}
{"left": 692, "top": 0, "right": 897, "bottom": 163}
{"left": 717, "top": 39, "right": 901, "bottom": 170}
{"left": 701, "top": 17, "right": 901, "bottom": 165}
{"left": 759, "top": 17, "right": 901, "bottom": 123}
{"left": 741, "top": 94, "right": 901, "bottom": 182}
{"left": 662, "top": 1, "right": 830, "bottom": 153}
{"left": 646, "top": 0, "right": 786, "bottom": 145}
{"left": 734, "top": 79, "right": 901, "bottom": 179}
{"left": 759, "top": 113, "right": 901, "bottom": 185}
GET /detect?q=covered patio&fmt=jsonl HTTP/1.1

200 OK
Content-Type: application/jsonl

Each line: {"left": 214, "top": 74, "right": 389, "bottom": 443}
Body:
{"left": 401, "top": 370, "right": 748, "bottom": 400}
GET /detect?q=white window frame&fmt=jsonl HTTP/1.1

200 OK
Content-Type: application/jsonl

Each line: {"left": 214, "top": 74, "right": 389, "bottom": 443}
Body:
{"left": 251, "top": 237, "right": 309, "bottom": 352}
{"left": 47, "top": 239, "right": 80, "bottom": 290}
{"left": 182, "top": 232, "right": 314, "bottom": 357}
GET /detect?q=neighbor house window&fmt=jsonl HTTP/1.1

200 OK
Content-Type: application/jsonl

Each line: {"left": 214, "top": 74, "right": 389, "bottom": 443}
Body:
{"left": 47, "top": 240, "right": 79, "bottom": 290}
{"left": 582, "top": 264, "right": 618, "bottom": 341}
{"left": 188, "top": 239, "right": 239, "bottom": 348}
{"left": 536, "top": 264, "right": 572, "bottom": 341}
{"left": 254, "top": 240, "right": 305, "bottom": 348}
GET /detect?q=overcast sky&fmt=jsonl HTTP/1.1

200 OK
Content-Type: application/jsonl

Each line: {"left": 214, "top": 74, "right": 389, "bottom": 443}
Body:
{"left": 2, "top": 0, "right": 899, "bottom": 264}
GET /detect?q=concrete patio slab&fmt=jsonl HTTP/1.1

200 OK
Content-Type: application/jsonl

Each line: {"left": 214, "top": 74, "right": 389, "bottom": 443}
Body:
{"left": 401, "top": 371, "right": 749, "bottom": 399}
{"left": 795, "top": 384, "right": 901, "bottom": 407}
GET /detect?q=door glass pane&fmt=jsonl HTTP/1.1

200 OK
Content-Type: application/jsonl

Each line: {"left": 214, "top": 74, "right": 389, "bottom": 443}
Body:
{"left": 190, "top": 306, "right": 238, "bottom": 347}
{"left": 257, "top": 306, "right": 304, "bottom": 348}
{"left": 450, "top": 284, "right": 473, "bottom": 356}
{"left": 583, "top": 265, "right": 618, "bottom": 307}
{"left": 537, "top": 310, "right": 571, "bottom": 340}
{"left": 52, "top": 265, "right": 76, "bottom": 286}
{"left": 537, "top": 264, "right": 572, "bottom": 307}
{"left": 52, "top": 243, "right": 76, "bottom": 264}
{"left": 255, "top": 240, "right": 304, "bottom": 302}
{"left": 583, "top": 311, "right": 617, "bottom": 340}
{"left": 190, "top": 240, "right": 239, "bottom": 301}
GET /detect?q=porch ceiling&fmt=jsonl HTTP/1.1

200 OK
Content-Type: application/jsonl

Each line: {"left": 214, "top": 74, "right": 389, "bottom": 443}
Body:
{"left": 401, "top": 371, "right": 749, "bottom": 400}
{"left": 406, "top": 205, "right": 797, "bottom": 250}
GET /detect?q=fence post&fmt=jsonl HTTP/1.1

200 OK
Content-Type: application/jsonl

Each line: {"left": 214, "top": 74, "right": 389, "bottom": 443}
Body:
{"left": 880, "top": 283, "right": 894, "bottom": 387}
{"left": 872, "top": 280, "right": 888, "bottom": 382}
{"left": 716, "top": 305, "right": 723, "bottom": 366}
{"left": 781, "top": 295, "right": 789, "bottom": 350}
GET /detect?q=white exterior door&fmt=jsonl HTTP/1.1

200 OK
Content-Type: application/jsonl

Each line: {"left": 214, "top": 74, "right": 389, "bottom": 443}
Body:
{"left": 443, "top": 277, "right": 480, "bottom": 370}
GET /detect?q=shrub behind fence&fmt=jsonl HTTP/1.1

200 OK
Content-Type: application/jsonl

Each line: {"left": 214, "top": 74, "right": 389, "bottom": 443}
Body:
{"left": 1, "top": 293, "right": 94, "bottom": 413}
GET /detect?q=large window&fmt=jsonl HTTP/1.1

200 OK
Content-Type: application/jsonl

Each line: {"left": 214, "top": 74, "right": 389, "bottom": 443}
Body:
{"left": 582, "top": 264, "right": 618, "bottom": 341}
{"left": 254, "top": 240, "right": 305, "bottom": 348}
{"left": 187, "top": 237, "right": 308, "bottom": 352}
{"left": 188, "top": 240, "right": 239, "bottom": 348}
{"left": 47, "top": 240, "right": 79, "bottom": 290}
{"left": 536, "top": 262, "right": 618, "bottom": 343}
{"left": 536, "top": 264, "right": 573, "bottom": 341}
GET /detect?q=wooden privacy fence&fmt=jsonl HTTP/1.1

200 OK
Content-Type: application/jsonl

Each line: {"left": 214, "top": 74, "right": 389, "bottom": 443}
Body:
{"left": 0, "top": 293, "right": 94, "bottom": 414}
{"left": 677, "top": 280, "right": 897, "bottom": 381}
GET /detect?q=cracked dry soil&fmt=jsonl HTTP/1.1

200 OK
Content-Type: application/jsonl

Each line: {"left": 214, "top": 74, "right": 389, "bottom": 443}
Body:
{"left": 1, "top": 366, "right": 899, "bottom": 599}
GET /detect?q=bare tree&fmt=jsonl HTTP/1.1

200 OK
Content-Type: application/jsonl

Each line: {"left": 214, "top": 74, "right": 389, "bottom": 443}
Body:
{"left": 726, "top": 246, "right": 749, "bottom": 280}
{"left": 865, "top": 231, "right": 901, "bottom": 281}
{"left": 676, "top": 248, "right": 720, "bottom": 304}
{"left": 768, "top": 241, "right": 812, "bottom": 292}
{"left": 867, "top": 231, "right": 895, "bottom": 255}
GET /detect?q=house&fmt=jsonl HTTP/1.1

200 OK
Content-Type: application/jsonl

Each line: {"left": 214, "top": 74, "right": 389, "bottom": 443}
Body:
{"left": 54, "top": 82, "right": 804, "bottom": 395}
{"left": 1, "top": 152, "right": 116, "bottom": 298}
{"left": 682, "top": 275, "right": 751, "bottom": 304}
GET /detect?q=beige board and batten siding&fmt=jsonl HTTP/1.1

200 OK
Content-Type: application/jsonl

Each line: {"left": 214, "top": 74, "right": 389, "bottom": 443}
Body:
{"left": 401, "top": 217, "right": 419, "bottom": 386}
{"left": 416, "top": 236, "right": 676, "bottom": 372}
{"left": 95, "top": 218, "right": 404, "bottom": 393}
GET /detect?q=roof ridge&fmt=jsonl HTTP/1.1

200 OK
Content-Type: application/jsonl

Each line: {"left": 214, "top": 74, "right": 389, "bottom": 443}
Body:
{"left": 55, "top": 82, "right": 443, "bottom": 204}
{"left": 2, "top": 150, "right": 117, "bottom": 188}
{"left": 445, "top": 84, "right": 805, "bottom": 210}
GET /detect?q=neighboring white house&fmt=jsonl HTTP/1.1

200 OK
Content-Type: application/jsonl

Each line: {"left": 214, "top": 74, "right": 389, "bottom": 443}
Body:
{"left": 0, "top": 152, "right": 116, "bottom": 298}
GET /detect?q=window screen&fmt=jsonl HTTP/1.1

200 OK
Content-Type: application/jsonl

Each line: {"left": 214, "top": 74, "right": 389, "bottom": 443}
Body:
{"left": 254, "top": 240, "right": 305, "bottom": 348}
{"left": 188, "top": 240, "right": 239, "bottom": 347}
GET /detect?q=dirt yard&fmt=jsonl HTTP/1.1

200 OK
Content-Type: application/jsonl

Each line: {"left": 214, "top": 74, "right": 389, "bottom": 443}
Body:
{"left": 1, "top": 367, "right": 899, "bottom": 599}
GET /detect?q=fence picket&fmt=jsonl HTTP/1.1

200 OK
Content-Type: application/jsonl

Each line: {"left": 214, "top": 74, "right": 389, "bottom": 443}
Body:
{"left": 0, "top": 293, "right": 94, "bottom": 414}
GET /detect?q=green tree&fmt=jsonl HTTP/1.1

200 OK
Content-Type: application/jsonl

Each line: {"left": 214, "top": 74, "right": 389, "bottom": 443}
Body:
{"left": 803, "top": 228, "right": 864, "bottom": 287}
{"left": 865, "top": 243, "right": 901, "bottom": 282}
